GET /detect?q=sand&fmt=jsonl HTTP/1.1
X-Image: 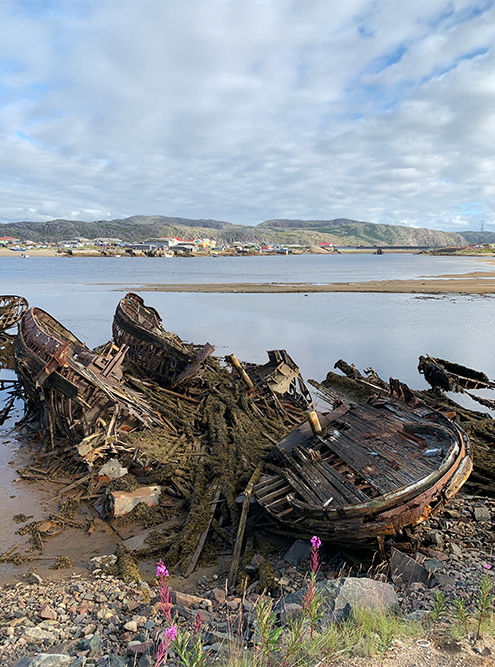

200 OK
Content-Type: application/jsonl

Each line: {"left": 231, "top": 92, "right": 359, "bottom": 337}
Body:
{"left": 129, "top": 271, "right": 495, "bottom": 295}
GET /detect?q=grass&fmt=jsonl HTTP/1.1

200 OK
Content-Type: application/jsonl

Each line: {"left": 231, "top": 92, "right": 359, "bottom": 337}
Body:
{"left": 151, "top": 541, "right": 495, "bottom": 667}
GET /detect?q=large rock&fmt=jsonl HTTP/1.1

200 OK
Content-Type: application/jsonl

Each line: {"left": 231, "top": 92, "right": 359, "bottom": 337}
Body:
{"left": 21, "top": 627, "right": 57, "bottom": 645}
{"left": 14, "top": 656, "right": 72, "bottom": 667}
{"left": 278, "top": 577, "right": 398, "bottom": 620}
{"left": 390, "top": 548, "right": 430, "bottom": 587}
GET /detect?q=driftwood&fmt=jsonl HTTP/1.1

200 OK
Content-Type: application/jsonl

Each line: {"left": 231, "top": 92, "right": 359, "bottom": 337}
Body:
{"left": 184, "top": 487, "right": 221, "bottom": 577}
{"left": 228, "top": 466, "right": 262, "bottom": 589}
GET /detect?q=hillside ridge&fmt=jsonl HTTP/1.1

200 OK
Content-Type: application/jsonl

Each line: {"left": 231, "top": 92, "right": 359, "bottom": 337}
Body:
{"left": 0, "top": 215, "right": 470, "bottom": 247}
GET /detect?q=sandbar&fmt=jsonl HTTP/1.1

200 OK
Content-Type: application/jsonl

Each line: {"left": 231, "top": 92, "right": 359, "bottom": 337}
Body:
{"left": 128, "top": 272, "right": 495, "bottom": 294}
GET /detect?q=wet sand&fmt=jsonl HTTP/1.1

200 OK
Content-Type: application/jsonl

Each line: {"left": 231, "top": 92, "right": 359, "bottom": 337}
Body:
{"left": 128, "top": 270, "right": 495, "bottom": 295}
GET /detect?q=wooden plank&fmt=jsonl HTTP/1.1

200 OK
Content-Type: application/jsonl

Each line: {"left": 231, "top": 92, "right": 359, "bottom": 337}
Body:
{"left": 227, "top": 467, "right": 261, "bottom": 590}
{"left": 184, "top": 487, "right": 221, "bottom": 578}
{"left": 316, "top": 459, "right": 370, "bottom": 503}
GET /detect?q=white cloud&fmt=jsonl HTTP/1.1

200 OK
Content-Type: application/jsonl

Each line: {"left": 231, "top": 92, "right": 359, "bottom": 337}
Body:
{"left": 0, "top": 0, "right": 494, "bottom": 230}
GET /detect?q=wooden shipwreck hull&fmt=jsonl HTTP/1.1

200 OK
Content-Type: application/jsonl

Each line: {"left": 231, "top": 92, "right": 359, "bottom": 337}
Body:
{"left": 113, "top": 292, "right": 214, "bottom": 387}
{"left": 254, "top": 386, "right": 472, "bottom": 543}
{"left": 14, "top": 306, "right": 161, "bottom": 462}
{"left": 0, "top": 295, "right": 29, "bottom": 333}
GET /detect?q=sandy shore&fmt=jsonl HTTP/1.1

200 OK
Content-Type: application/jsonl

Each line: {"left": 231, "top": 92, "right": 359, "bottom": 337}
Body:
{"left": 125, "top": 271, "right": 495, "bottom": 295}
{"left": 0, "top": 248, "right": 59, "bottom": 257}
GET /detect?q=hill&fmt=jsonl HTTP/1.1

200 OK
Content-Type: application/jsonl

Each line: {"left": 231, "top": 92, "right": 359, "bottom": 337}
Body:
{"left": 0, "top": 215, "right": 469, "bottom": 247}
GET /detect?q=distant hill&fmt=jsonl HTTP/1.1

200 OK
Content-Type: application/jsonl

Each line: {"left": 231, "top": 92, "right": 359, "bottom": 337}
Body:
{"left": 459, "top": 230, "right": 495, "bottom": 244}
{"left": 0, "top": 215, "right": 469, "bottom": 247}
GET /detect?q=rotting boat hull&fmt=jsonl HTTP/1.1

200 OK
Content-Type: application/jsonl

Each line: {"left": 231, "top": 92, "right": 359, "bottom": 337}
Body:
{"left": 254, "top": 383, "right": 472, "bottom": 543}
{"left": 0, "top": 295, "right": 29, "bottom": 333}
{"left": 113, "top": 292, "right": 214, "bottom": 387}
{"left": 14, "top": 306, "right": 161, "bottom": 463}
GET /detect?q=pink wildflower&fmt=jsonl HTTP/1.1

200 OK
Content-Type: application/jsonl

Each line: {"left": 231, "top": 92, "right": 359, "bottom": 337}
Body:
{"left": 156, "top": 559, "right": 169, "bottom": 578}
{"left": 311, "top": 535, "right": 321, "bottom": 550}
{"left": 484, "top": 563, "right": 492, "bottom": 570}
{"left": 164, "top": 625, "right": 178, "bottom": 641}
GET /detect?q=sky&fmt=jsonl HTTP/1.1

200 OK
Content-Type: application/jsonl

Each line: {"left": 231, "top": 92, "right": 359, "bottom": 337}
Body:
{"left": 1, "top": 0, "right": 495, "bottom": 231}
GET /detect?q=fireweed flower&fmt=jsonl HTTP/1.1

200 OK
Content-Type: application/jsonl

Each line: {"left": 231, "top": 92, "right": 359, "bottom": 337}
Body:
{"left": 484, "top": 563, "right": 492, "bottom": 570}
{"left": 156, "top": 559, "right": 169, "bottom": 578}
{"left": 311, "top": 535, "right": 322, "bottom": 550}
{"left": 163, "top": 625, "right": 178, "bottom": 641}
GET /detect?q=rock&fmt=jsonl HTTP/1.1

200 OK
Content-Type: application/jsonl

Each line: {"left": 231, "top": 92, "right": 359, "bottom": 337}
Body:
{"left": 95, "top": 658, "right": 126, "bottom": 667}
{"left": 244, "top": 565, "right": 258, "bottom": 576}
{"left": 424, "top": 558, "right": 444, "bottom": 574}
{"left": 251, "top": 554, "right": 266, "bottom": 568}
{"left": 98, "top": 458, "right": 128, "bottom": 481}
{"left": 280, "top": 603, "right": 303, "bottom": 623}
{"left": 170, "top": 591, "right": 204, "bottom": 608}
{"left": 137, "top": 656, "right": 153, "bottom": 667}
{"left": 69, "top": 658, "right": 87, "bottom": 667}
{"left": 474, "top": 507, "right": 491, "bottom": 522}
{"left": 124, "top": 620, "right": 138, "bottom": 632}
{"left": 280, "top": 577, "right": 398, "bottom": 619}
{"left": 390, "top": 548, "right": 430, "bottom": 587}
{"left": 88, "top": 555, "right": 117, "bottom": 573}
{"left": 40, "top": 605, "right": 57, "bottom": 620}
{"left": 172, "top": 604, "right": 191, "bottom": 619}
{"left": 450, "top": 543, "right": 463, "bottom": 557}
{"left": 26, "top": 573, "right": 43, "bottom": 585}
{"left": 284, "top": 539, "right": 311, "bottom": 566}
{"left": 14, "top": 657, "right": 72, "bottom": 667}
{"left": 22, "top": 627, "right": 57, "bottom": 644}
{"left": 208, "top": 588, "right": 226, "bottom": 603}
{"left": 242, "top": 599, "right": 255, "bottom": 612}
{"left": 78, "top": 632, "right": 102, "bottom": 655}
{"left": 127, "top": 642, "right": 154, "bottom": 656}
{"left": 425, "top": 530, "right": 445, "bottom": 549}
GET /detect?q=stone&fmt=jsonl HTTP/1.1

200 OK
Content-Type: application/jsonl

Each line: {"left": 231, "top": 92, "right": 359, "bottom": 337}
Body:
{"left": 22, "top": 627, "right": 57, "bottom": 644}
{"left": 69, "top": 658, "right": 87, "bottom": 667}
{"left": 88, "top": 555, "right": 117, "bottom": 573}
{"left": 78, "top": 632, "right": 102, "bottom": 654}
{"left": 450, "top": 543, "right": 463, "bottom": 557}
{"left": 98, "top": 458, "right": 128, "bottom": 481}
{"left": 280, "top": 603, "right": 303, "bottom": 623}
{"left": 172, "top": 604, "right": 191, "bottom": 619}
{"left": 474, "top": 507, "right": 492, "bottom": 522}
{"left": 208, "top": 588, "right": 226, "bottom": 603}
{"left": 170, "top": 590, "right": 204, "bottom": 608}
{"left": 127, "top": 642, "right": 154, "bottom": 656}
{"left": 137, "top": 656, "right": 153, "bottom": 667}
{"left": 390, "top": 548, "right": 430, "bottom": 587}
{"left": 109, "top": 486, "right": 161, "bottom": 517}
{"left": 14, "top": 657, "right": 72, "bottom": 667}
{"left": 424, "top": 558, "right": 445, "bottom": 574}
{"left": 123, "top": 620, "right": 138, "bottom": 632}
{"left": 425, "top": 530, "right": 444, "bottom": 549}
{"left": 40, "top": 605, "right": 57, "bottom": 620}
{"left": 26, "top": 573, "right": 43, "bottom": 585}
{"left": 284, "top": 539, "right": 311, "bottom": 566}
{"left": 94, "top": 658, "right": 126, "bottom": 667}
{"left": 280, "top": 577, "right": 398, "bottom": 619}
{"left": 251, "top": 554, "right": 266, "bottom": 568}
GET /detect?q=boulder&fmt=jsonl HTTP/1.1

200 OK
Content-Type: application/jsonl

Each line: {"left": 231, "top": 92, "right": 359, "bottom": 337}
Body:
{"left": 279, "top": 577, "right": 398, "bottom": 620}
{"left": 14, "top": 657, "right": 72, "bottom": 667}
{"left": 284, "top": 539, "right": 311, "bottom": 566}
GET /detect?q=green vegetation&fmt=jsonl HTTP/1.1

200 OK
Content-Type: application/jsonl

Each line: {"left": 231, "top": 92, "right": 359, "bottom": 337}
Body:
{"left": 0, "top": 215, "right": 469, "bottom": 247}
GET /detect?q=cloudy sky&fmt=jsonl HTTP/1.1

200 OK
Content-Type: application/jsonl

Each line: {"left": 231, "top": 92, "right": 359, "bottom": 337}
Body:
{"left": 1, "top": 0, "right": 495, "bottom": 230}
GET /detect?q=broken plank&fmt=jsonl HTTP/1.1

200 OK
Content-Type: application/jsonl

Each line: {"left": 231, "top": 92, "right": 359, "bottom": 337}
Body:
{"left": 184, "top": 487, "right": 221, "bottom": 578}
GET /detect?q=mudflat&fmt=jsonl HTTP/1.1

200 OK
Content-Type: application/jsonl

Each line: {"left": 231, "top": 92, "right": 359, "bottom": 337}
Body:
{"left": 132, "top": 270, "right": 495, "bottom": 294}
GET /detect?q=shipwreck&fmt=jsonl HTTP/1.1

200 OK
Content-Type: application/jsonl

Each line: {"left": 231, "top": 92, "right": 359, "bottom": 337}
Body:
{"left": 253, "top": 380, "right": 472, "bottom": 544}
{"left": 14, "top": 306, "right": 161, "bottom": 461}
{"left": 113, "top": 292, "right": 214, "bottom": 387}
{"left": 0, "top": 295, "right": 29, "bottom": 333}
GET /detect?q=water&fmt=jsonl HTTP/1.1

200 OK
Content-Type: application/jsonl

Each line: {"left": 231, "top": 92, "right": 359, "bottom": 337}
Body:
{"left": 1, "top": 254, "right": 495, "bottom": 561}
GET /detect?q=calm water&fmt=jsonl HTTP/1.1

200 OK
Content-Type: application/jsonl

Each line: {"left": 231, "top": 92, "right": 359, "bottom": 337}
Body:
{"left": 1, "top": 253, "right": 495, "bottom": 556}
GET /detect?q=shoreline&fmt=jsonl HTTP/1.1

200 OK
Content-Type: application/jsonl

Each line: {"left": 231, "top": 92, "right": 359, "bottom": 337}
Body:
{"left": 106, "top": 272, "right": 495, "bottom": 295}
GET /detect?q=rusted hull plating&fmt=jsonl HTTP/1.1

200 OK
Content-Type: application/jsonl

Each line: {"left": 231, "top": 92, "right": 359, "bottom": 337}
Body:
{"left": 113, "top": 292, "right": 214, "bottom": 387}
{"left": 254, "top": 389, "right": 472, "bottom": 543}
{"left": 0, "top": 295, "right": 29, "bottom": 333}
{"left": 14, "top": 307, "right": 161, "bottom": 463}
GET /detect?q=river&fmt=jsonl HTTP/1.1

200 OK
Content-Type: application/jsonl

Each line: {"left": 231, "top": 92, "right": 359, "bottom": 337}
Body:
{"left": 1, "top": 253, "right": 495, "bottom": 574}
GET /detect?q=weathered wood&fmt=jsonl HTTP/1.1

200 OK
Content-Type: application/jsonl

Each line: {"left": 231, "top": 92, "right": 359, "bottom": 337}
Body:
{"left": 184, "top": 487, "right": 221, "bottom": 578}
{"left": 228, "top": 466, "right": 262, "bottom": 590}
